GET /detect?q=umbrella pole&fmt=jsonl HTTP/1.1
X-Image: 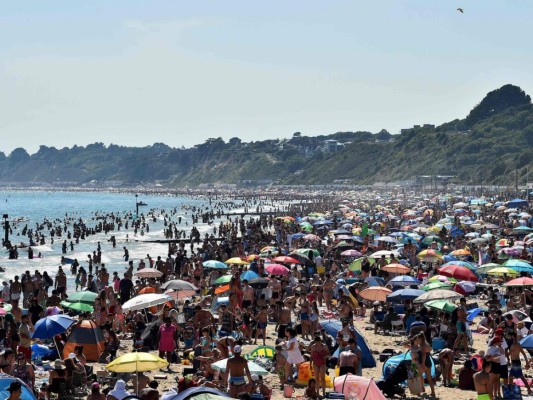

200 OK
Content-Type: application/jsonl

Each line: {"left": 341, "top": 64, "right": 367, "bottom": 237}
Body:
{"left": 136, "top": 371, "right": 139, "bottom": 395}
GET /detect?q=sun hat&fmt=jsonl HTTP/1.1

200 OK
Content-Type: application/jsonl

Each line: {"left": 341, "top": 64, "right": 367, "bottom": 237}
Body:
{"left": 251, "top": 374, "right": 259, "bottom": 382}
{"left": 68, "top": 353, "right": 77, "bottom": 360}
{"left": 53, "top": 360, "right": 66, "bottom": 370}
{"left": 108, "top": 380, "right": 130, "bottom": 400}
{"left": 233, "top": 345, "right": 242, "bottom": 354}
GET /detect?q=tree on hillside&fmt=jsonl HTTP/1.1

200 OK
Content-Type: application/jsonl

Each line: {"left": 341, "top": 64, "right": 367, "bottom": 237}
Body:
{"left": 465, "top": 84, "right": 531, "bottom": 128}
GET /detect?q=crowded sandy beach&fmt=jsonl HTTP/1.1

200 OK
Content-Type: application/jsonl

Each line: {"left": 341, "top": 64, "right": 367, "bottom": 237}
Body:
{"left": 0, "top": 188, "right": 532, "bottom": 400}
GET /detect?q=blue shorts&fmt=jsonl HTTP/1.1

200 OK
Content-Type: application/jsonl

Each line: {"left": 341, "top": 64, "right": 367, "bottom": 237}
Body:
{"left": 258, "top": 322, "right": 267, "bottom": 329}
{"left": 184, "top": 339, "right": 194, "bottom": 348}
{"left": 301, "top": 313, "right": 309, "bottom": 321}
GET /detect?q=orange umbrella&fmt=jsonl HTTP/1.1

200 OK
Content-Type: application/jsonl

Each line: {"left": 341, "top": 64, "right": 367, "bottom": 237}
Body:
{"left": 139, "top": 287, "right": 156, "bottom": 294}
{"left": 359, "top": 287, "right": 392, "bottom": 302}
{"left": 381, "top": 264, "right": 410, "bottom": 274}
{"left": 215, "top": 284, "right": 230, "bottom": 295}
{"left": 451, "top": 249, "right": 471, "bottom": 256}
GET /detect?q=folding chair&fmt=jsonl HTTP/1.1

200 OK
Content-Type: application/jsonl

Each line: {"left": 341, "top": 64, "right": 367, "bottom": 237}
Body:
{"left": 391, "top": 320, "right": 406, "bottom": 338}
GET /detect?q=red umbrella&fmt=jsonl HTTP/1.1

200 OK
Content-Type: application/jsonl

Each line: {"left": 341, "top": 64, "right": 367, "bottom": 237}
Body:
{"left": 504, "top": 277, "right": 533, "bottom": 287}
{"left": 438, "top": 265, "right": 479, "bottom": 282}
{"left": 272, "top": 256, "right": 302, "bottom": 265}
{"left": 265, "top": 264, "right": 290, "bottom": 275}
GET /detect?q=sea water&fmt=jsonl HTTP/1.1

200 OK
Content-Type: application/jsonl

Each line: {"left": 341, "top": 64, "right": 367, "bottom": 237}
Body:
{"left": 0, "top": 190, "right": 219, "bottom": 292}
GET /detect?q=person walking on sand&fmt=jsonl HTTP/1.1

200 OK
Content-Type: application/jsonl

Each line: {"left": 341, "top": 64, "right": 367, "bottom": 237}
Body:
{"left": 309, "top": 333, "right": 329, "bottom": 397}
{"left": 225, "top": 345, "right": 252, "bottom": 398}
{"left": 474, "top": 360, "right": 493, "bottom": 400}
{"left": 508, "top": 332, "right": 533, "bottom": 394}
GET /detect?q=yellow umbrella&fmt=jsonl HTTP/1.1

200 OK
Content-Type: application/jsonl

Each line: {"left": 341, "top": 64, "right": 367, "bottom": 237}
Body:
{"left": 487, "top": 267, "right": 519, "bottom": 276}
{"left": 106, "top": 352, "right": 169, "bottom": 393}
{"left": 225, "top": 257, "right": 248, "bottom": 265}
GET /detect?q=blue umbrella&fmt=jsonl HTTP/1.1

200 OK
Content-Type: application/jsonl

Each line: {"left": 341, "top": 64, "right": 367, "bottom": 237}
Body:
{"left": 520, "top": 334, "right": 533, "bottom": 349}
{"left": 291, "top": 233, "right": 305, "bottom": 239}
{"left": 466, "top": 308, "right": 482, "bottom": 322}
{"left": 240, "top": 270, "right": 259, "bottom": 281}
{"left": 202, "top": 260, "right": 228, "bottom": 269}
{"left": 388, "top": 276, "right": 421, "bottom": 287}
{"left": 386, "top": 289, "right": 425, "bottom": 303}
{"left": 32, "top": 315, "right": 75, "bottom": 340}
{"left": 313, "top": 220, "right": 334, "bottom": 226}
{"left": 504, "top": 259, "right": 533, "bottom": 272}
{"left": 0, "top": 373, "right": 37, "bottom": 400}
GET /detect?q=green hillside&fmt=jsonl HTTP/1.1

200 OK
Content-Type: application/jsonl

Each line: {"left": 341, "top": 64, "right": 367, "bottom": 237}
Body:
{"left": 0, "top": 84, "right": 531, "bottom": 186}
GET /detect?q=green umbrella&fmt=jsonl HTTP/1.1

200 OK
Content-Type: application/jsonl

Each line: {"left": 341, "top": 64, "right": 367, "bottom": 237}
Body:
{"left": 425, "top": 299, "right": 457, "bottom": 313}
{"left": 61, "top": 301, "right": 94, "bottom": 312}
{"left": 65, "top": 291, "right": 98, "bottom": 304}
{"left": 422, "top": 282, "right": 452, "bottom": 291}
{"left": 295, "top": 248, "right": 320, "bottom": 257}
{"left": 214, "top": 275, "right": 232, "bottom": 285}
{"left": 476, "top": 263, "right": 500, "bottom": 274}
{"left": 421, "top": 236, "right": 444, "bottom": 245}
{"left": 348, "top": 257, "right": 374, "bottom": 272}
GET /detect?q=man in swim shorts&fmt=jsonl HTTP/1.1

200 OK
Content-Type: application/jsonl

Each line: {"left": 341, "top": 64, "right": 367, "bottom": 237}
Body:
{"left": 509, "top": 332, "right": 533, "bottom": 394}
{"left": 225, "top": 345, "right": 252, "bottom": 398}
{"left": 474, "top": 360, "right": 493, "bottom": 400}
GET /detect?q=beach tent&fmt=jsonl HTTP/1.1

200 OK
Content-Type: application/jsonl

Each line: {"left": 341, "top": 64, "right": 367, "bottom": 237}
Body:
{"left": 319, "top": 319, "right": 376, "bottom": 368}
{"left": 0, "top": 373, "right": 37, "bottom": 400}
{"left": 333, "top": 374, "right": 385, "bottom": 400}
{"left": 63, "top": 320, "right": 105, "bottom": 362}
{"left": 383, "top": 351, "right": 436, "bottom": 379}
{"left": 507, "top": 198, "right": 528, "bottom": 209}
{"left": 162, "top": 387, "right": 230, "bottom": 400}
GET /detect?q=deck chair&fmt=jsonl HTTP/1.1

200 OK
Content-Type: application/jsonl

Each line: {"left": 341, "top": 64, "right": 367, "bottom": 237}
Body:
{"left": 391, "top": 320, "right": 406, "bottom": 338}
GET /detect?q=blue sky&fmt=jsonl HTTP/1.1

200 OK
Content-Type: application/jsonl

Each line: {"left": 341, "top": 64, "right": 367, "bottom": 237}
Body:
{"left": 0, "top": 0, "right": 530, "bottom": 154}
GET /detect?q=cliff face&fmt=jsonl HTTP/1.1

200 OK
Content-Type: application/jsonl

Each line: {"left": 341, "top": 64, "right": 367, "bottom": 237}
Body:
{"left": 0, "top": 85, "right": 531, "bottom": 186}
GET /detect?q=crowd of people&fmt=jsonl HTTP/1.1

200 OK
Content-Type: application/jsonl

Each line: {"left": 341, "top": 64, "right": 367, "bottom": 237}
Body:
{"left": 0, "top": 190, "right": 531, "bottom": 400}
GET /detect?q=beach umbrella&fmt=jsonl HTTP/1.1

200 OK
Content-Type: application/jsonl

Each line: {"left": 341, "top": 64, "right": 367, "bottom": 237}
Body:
{"left": 421, "top": 236, "right": 444, "bottom": 245}
{"left": 422, "top": 282, "right": 452, "bottom": 291}
{"left": 203, "top": 260, "right": 228, "bottom": 269}
{"left": 272, "top": 256, "right": 301, "bottom": 264}
{"left": 504, "top": 277, "right": 533, "bottom": 287}
{"left": 469, "top": 238, "right": 488, "bottom": 245}
{"left": 441, "top": 261, "right": 477, "bottom": 271}
{"left": 135, "top": 268, "right": 163, "bottom": 278}
{"left": 450, "top": 249, "right": 472, "bottom": 257}
{"left": 303, "top": 234, "right": 321, "bottom": 242}
{"left": 160, "top": 280, "right": 198, "bottom": 291}
{"left": 476, "top": 263, "right": 500, "bottom": 274}
{"left": 388, "top": 276, "right": 420, "bottom": 287}
{"left": 214, "top": 275, "right": 232, "bottom": 285}
{"left": 265, "top": 264, "right": 290, "bottom": 275}
{"left": 381, "top": 264, "right": 410, "bottom": 274}
{"left": 428, "top": 275, "right": 458, "bottom": 284}
{"left": 376, "top": 236, "right": 399, "bottom": 244}
{"left": 454, "top": 281, "right": 476, "bottom": 295}
{"left": 413, "top": 289, "right": 462, "bottom": 303}
{"left": 32, "top": 315, "right": 76, "bottom": 340}
{"left": 369, "top": 250, "right": 394, "bottom": 259}
{"left": 247, "top": 254, "right": 260, "bottom": 261}
{"left": 295, "top": 248, "right": 320, "bottom": 258}
{"left": 520, "top": 335, "right": 533, "bottom": 349}
{"left": 386, "top": 289, "right": 425, "bottom": 303}
{"left": 425, "top": 299, "right": 457, "bottom": 313}
{"left": 225, "top": 257, "right": 248, "bottom": 265}
{"left": 64, "top": 291, "right": 98, "bottom": 305}
{"left": 417, "top": 249, "right": 443, "bottom": 262}
{"left": 487, "top": 267, "right": 520, "bottom": 276}
{"left": 211, "top": 357, "right": 269, "bottom": 376}
{"left": 122, "top": 293, "right": 173, "bottom": 312}
{"left": 107, "top": 352, "right": 168, "bottom": 373}
{"left": 503, "top": 259, "right": 533, "bottom": 271}
{"left": 139, "top": 287, "right": 156, "bottom": 294}
{"left": 334, "top": 241, "right": 354, "bottom": 249}
{"left": 438, "top": 265, "right": 479, "bottom": 282}
{"left": 359, "top": 287, "right": 392, "bottom": 302}
{"left": 260, "top": 246, "right": 278, "bottom": 253}
{"left": 60, "top": 301, "right": 94, "bottom": 312}
{"left": 240, "top": 270, "right": 259, "bottom": 281}
{"left": 0, "top": 374, "right": 37, "bottom": 400}
{"left": 341, "top": 249, "right": 363, "bottom": 257}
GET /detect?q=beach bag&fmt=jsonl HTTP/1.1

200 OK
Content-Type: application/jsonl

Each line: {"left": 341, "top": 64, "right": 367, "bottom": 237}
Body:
{"left": 502, "top": 383, "right": 523, "bottom": 400}
{"left": 407, "top": 377, "right": 424, "bottom": 395}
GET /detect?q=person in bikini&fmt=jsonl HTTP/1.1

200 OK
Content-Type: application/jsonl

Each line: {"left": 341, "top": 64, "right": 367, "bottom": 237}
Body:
{"left": 308, "top": 333, "right": 330, "bottom": 397}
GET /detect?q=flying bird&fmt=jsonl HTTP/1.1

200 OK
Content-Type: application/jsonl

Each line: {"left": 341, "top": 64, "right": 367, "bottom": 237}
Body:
{"left": 457, "top": 8, "right": 464, "bottom": 13}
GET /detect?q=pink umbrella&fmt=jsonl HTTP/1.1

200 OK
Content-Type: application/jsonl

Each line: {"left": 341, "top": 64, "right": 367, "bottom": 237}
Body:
{"left": 341, "top": 249, "right": 363, "bottom": 257}
{"left": 303, "top": 234, "right": 321, "bottom": 241}
{"left": 265, "top": 264, "right": 290, "bottom": 275}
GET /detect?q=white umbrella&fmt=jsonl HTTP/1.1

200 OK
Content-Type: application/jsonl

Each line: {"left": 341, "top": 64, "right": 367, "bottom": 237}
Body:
{"left": 135, "top": 268, "right": 163, "bottom": 278}
{"left": 375, "top": 236, "right": 399, "bottom": 244}
{"left": 369, "top": 250, "right": 395, "bottom": 259}
{"left": 211, "top": 358, "right": 269, "bottom": 376}
{"left": 122, "top": 293, "right": 173, "bottom": 312}
{"left": 160, "top": 280, "right": 198, "bottom": 291}
{"left": 413, "top": 289, "right": 462, "bottom": 304}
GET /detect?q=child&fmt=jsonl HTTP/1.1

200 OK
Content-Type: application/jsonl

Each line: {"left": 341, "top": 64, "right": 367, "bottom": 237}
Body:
{"left": 255, "top": 306, "right": 268, "bottom": 345}
{"left": 275, "top": 345, "right": 289, "bottom": 390}
{"left": 305, "top": 378, "right": 319, "bottom": 400}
